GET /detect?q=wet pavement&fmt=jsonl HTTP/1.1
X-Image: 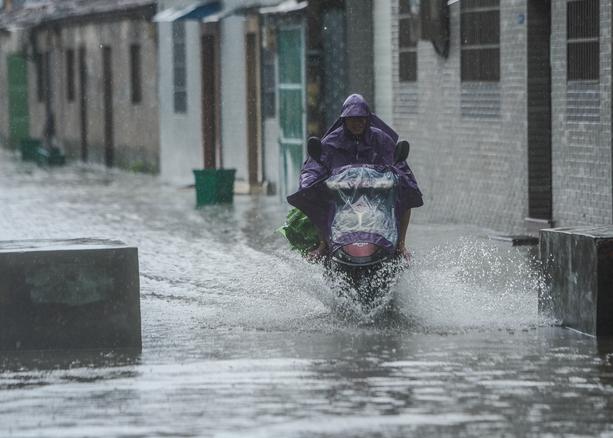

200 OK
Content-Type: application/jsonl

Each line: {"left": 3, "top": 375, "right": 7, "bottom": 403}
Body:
{"left": 1, "top": 150, "right": 613, "bottom": 437}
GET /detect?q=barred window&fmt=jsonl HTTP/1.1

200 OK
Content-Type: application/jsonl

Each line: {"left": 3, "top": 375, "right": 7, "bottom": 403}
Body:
{"left": 567, "top": 0, "right": 599, "bottom": 81}
{"left": 398, "top": 0, "right": 420, "bottom": 82}
{"left": 172, "top": 21, "right": 187, "bottom": 113}
{"left": 460, "top": 0, "right": 500, "bottom": 82}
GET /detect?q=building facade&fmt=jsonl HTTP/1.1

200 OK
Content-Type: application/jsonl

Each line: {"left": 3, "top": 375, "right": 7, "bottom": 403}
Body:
{"left": 384, "top": 0, "right": 612, "bottom": 232}
{"left": 157, "top": 0, "right": 281, "bottom": 189}
{"left": 156, "top": 0, "right": 377, "bottom": 199}
{"left": 0, "top": 0, "right": 160, "bottom": 172}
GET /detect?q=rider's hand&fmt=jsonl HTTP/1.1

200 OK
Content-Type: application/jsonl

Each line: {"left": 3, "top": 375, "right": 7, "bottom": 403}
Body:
{"left": 306, "top": 241, "right": 327, "bottom": 262}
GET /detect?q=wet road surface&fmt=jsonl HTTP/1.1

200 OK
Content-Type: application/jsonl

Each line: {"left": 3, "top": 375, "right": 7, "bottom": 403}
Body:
{"left": 1, "top": 151, "right": 613, "bottom": 437}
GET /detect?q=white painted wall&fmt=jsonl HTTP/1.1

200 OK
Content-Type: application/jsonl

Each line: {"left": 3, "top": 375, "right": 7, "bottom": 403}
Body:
{"left": 373, "top": 0, "right": 393, "bottom": 122}
{"left": 158, "top": 20, "right": 204, "bottom": 185}
{"left": 156, "top": 0, "right": 289, "bottom": 187}
{"left": 220, "top": 15, "right": 248, "bottom": 186}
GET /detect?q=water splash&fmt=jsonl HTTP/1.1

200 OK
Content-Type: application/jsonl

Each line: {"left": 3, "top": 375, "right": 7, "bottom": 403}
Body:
{"left": 396, "top": 237, "right": 551, "bottom": 332}
{"left": 267, "top": 234, "right": 552, "bottom": 333}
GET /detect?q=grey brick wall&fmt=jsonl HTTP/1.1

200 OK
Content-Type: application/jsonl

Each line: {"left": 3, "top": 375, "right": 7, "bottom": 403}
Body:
{"left": 392, "top": 0, "right": 529, "bottom": 233}
{"left": 551, "top": 0, "right": 612, "bottom": 226}
{"left": 390, "top": 0, "right": 613, "bottom": 232}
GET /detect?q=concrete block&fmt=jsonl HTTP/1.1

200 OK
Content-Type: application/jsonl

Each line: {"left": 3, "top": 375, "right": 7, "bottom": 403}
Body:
{"left": 540, "top": 227, "right": 613, "bottom": 336}
{"left": 0, "top": 239, "right": 141, "bottom": 351}
{"left": 489, "top": 234, "right": 539, "bottom": 246}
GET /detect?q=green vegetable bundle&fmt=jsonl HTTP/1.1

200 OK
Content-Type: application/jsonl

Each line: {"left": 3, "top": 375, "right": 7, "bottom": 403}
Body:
{"left": 277, "top": 208, "right": 320, "bottom": 254}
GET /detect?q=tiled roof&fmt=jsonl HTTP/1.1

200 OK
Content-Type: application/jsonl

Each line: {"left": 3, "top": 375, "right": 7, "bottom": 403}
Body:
{"left": 0, "top": 0, "right": 156, "bottom": 31}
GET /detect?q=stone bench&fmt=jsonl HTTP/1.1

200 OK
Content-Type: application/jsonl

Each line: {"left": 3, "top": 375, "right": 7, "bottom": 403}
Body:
{"left": 0, "top": 239, "right": 141, "bottom": 351}
{"left": 540, "top": 227, "right": 613, "bottom": 337}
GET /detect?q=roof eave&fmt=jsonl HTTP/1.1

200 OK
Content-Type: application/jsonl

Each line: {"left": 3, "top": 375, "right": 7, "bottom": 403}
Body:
{"left": 6, "top": 2, "right": 157, "bottom": 33}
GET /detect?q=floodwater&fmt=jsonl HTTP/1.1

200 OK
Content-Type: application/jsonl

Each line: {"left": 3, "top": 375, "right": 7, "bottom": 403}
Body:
{"left": 1, "top": 150, "right": 613, "bottom": 437}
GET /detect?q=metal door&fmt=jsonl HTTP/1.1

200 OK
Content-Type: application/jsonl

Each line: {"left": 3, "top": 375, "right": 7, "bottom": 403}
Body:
{"left": 102, "top": 46, "right": 114, "bottom": 167}
{"left": 7, "top": 54, "right": 29, "bottom": 149}
{"left": 526, "top": 0, "right": 552, "bottom": 225}
{"left": 79, "top": 47, "right": 88, "bottom": 161}
{"left": 246, "top": 32, "right": 259, "bottom": 187}
{"left": 277, "top": 24, "right": 305, "bottom": 198}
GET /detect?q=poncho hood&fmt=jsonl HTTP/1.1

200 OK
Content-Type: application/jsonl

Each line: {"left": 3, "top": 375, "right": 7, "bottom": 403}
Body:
{"left": 340, "top": 94, "right": 372, "bottom": 118}
{"left": 324, "top": 94, "right": 399, "bottom": 143}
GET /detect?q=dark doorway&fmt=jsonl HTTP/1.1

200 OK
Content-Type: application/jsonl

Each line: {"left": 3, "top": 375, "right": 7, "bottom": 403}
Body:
{"left": 78, "top": 47, "right": 88, "bottom": 162}
{"left": 102, "top": 46, "right": 114, "bottom": 167}
{"left": 526, "top": 0, "right": 553, "bottom": 228}
{"left": 43, "top": 51, "right": 53, "bottom": 144}
{"left": 201, "top": 30, "right": 218, "bottom": 169}
{"left": 245, "top": 32, "right": 259, "bottom": 187}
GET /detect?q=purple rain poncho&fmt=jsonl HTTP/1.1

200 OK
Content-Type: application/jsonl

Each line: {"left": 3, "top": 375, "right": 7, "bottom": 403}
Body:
{"left": 287, "top": 94, "right": 423, "bottom": 248}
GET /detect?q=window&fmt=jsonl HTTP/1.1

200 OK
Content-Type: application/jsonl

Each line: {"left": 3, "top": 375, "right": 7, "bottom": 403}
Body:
{"left": 66, "top": 49, "right": 75, "bottom": 102}
{"left": 460, "top": 0, "right": 500, "bottom": 82}
{"left": 172, "top": 21, "right": 187, "bottom": 113}
{"left": 130, "top": 44, "right": 142, "bottom": 104}
{"left": 398, "top": 0, "right": 420, "bottom": 82}
{"left": 567, "top": 0, "right": 599, "bottom": 81}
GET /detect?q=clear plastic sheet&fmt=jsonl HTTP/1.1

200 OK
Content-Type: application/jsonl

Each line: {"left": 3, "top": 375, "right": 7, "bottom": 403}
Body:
{"left": 325, "top": 167, "right": 398, "bottom": 245}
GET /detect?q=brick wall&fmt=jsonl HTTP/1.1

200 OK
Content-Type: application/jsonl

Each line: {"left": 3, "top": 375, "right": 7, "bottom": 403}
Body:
{"left": 550, "top": 0, "right": 612, "bottom": 226}
{"left": 392, "top": 0, "right": 529, "bottom": 233}
{"left": 390, "top": 0, "right": 613, "bottom": 232}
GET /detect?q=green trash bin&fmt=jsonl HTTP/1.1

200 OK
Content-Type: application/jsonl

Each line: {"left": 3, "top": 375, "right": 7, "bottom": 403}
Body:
{"left": 192, "top": 168, "right": 236, "bottom": 206}
{"left": 20, "top": 138, "right": 42, "bottom": 162}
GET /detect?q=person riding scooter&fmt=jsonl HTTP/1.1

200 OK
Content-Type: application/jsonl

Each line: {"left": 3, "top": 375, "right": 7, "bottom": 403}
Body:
{"left": 287, "top": 94, "right": 423, "bottom": 259}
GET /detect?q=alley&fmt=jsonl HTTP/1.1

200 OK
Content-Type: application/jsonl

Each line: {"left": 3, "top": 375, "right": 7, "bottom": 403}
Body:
{"left": 1, "top": 151, "right": 613, "bottom": 437}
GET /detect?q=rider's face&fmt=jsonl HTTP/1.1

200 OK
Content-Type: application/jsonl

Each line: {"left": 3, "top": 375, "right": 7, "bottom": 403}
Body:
{"left": 344, "top": 117, "right": 368, "bottom": 136}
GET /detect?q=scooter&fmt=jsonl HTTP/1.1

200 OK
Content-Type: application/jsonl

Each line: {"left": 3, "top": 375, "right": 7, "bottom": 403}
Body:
{"left": 306, "top": 137, "right": 411, "bottom": 310}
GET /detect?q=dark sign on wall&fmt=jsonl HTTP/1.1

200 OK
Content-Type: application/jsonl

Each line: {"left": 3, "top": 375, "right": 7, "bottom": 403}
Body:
{"left": 420, "top": 0, "right": 450, "bottom": 58}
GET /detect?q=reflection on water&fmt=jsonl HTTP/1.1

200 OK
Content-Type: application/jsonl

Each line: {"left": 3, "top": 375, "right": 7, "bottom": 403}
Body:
{"left": 1, "top": 151, "right": 613, "bottom": 437}
{"left": 0, "top": 350, "right": 141, "bottom": 390}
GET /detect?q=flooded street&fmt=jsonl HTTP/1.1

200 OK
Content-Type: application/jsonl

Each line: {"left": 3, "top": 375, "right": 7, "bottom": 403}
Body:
{"left": 2, "top": 150, "right": 613, "bottom": 437}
